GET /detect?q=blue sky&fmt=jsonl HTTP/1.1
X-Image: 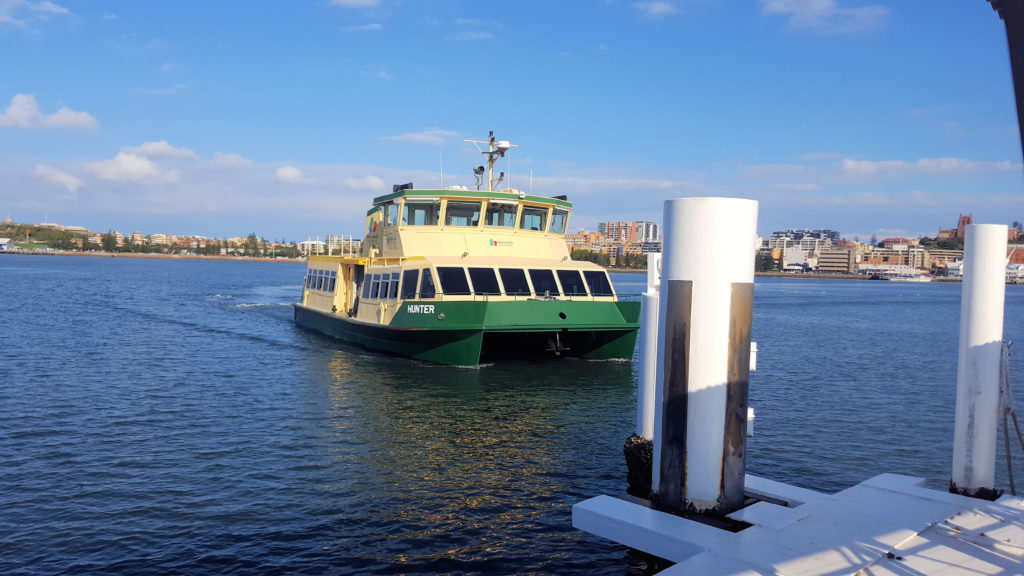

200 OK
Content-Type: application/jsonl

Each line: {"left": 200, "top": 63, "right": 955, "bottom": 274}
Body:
{"left": 1, "top": 0, "right": 1021, "bottom": 242}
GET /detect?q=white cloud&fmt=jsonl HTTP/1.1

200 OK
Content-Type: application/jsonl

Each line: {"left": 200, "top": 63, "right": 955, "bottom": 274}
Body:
{"left": 0, "top": 0, "right": 70, "bottom": 28}
{"left": 34, "top": 164, "right": 83, "bottom": 192}
{"left": 381, "top": 129, "right": 459, "bottom": 145}
{"left": 377, "top": 70, "right": 392, "bottom": 80}
{"left": 330, "top": 0, "right": 377, "bottom": 7}
{"left": 275, "top": 165, "right": 312, "bottom": 184}
{"left": 210, "top": 152, "right": 254, "bottom": 168}
{"left": 455, "top": 31, "right": 495, "bottom": 41}
{"left": 739, "top": 156, "right": 1020, "bottom": 182}
{"left": 130, "top": 83, "right": 188, "bottom": 96}
{"left": 761, "top": 0, "right": 888, "bottom": 35}
{"left": 345, "top": 23, "right": 381, "bottom": 31}
{"left": 0, "top": 93, "right": 98, "bottom": 130}
{"left": 633, "top": 1, "right": 679, "bottom": 18}
{"left": 86, "top": 152, "right": 180, "bottom": 183}
{"left": 124, "top": 140, "right": 197, "bottom": 159}
{"left": 737, "top": 163, "right": 819, "bottom": 180}
{"left": 840, "top": 157, "right": 1019, "bottom": 178}
{"left": 33, "top": 1, "right": 68, "bottom": 14}
{"left": 795, "top": 151, "right": 843, "bottom": 162}
{"left": 342, "top": 175, "right": 387, "bottom": 191}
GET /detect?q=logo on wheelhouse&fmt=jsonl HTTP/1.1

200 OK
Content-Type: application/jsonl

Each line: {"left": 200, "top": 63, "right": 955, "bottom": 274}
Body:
{"left": 407, "top": 304, "right": 435, "bottom": 314}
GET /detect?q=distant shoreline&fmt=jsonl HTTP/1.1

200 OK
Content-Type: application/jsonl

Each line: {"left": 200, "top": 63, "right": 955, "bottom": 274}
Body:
{"left": 607, "top": 267, "right": 961, "bottom": 282}
{"left": 0, "top": 250, "right": 304, "bottom": 263}
{"left": 2, "top": 252, "right": 963, "bottom": 281}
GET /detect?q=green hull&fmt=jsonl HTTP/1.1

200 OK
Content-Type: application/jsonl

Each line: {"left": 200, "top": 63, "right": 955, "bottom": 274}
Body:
{"left": 294, "top": 299, "right": 640, "bottom": 366}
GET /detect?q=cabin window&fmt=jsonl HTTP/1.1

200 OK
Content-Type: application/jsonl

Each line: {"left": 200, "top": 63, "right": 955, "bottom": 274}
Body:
{"left": 315, "top": 270, "right": 325, "bottom": 291}
{"left": 419, "top": 268, "right": 436, "bottom": 299}
{"left": 388, "top": 272, "right": 400, "bottom": 300}
{"left": 550, "top": 209, "right": 569, "bottom": 234}
{"left": 445, "top": 201, "right": 481, "bottom": 227}
{"left": 583, "top": 270, "right": 614, "bottom": 296}
{"left": 383, "top": 202, "right": 399, "bottom": 226}
{"left": 520, "top": 206, "right": 548, "bottom": 232}
{"left": 529, "top": 269, "right": 560, "bottom": 296}
{"left": 403, "top": 199, "right": 441, "bottom": 226}
{"left": 327, "top": 271, "right": 337, "bottom": 293}
{"left": 484, "top": 202, "right": 517, "bottom": 227}
{"left": 498, "top": 268, "right": 531, "bottom": 296}
{"left": 361, "top": 275, "right": 372, "bottom": 299}
{"left": 401, "top": 269, "right": 419, "bottom": 299}
{"left": 437, "top": 266, "right": 471, "bottom": 295}
{"left": 557, "top": 270, "right": 588, "bottom": 296}
{"left": 468, "top": 267, "right": 500, "bottom": 295}
{"left": 304, "top": 271, "right": 311, "bottom": 288}
{"left": 370, "top": 274, "right": 382, "bottom": 299}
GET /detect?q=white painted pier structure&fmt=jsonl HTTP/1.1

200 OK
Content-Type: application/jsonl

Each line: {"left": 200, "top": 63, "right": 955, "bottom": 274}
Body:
{"left": 573, "top": 200, "right": 1024, "bottom": 575}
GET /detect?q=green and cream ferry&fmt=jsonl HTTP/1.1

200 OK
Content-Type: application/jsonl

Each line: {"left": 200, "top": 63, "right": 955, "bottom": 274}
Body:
{"left": 294, "top": 133, "right": 640, "bottom": 366}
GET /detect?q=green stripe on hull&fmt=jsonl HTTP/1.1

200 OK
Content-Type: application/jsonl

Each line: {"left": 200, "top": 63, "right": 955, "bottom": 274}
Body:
{"left": 295, "top": 305, "right": 484, "bottom": 365}
{"left": 295, "top": 299, "right": 640, "bottom": 366}
{"left": 389, "top": 299, "right": 641, "bottom": 331}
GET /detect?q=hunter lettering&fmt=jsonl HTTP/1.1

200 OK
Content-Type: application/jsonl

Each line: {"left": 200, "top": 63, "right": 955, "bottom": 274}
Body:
{"left": 407, "top": 304, "right": 435, "bottom": 314}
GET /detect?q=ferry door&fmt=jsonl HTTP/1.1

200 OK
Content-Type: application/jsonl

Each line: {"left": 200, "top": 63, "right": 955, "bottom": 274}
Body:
{"left": 352, "top": 265, "right": 365, "bottom": 316}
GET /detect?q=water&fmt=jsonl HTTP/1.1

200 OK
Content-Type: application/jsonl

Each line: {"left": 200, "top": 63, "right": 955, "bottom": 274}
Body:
{"left": 2, "top": 255, "right": 1023, "bottom": 575}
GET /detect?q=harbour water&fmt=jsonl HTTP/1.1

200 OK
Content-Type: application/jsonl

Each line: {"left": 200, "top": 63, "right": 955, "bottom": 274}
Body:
{"left": 2, "top": 255, "right": 1023, "bottom": 575}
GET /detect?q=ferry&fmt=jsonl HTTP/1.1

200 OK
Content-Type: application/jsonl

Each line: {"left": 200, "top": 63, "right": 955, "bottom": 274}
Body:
{"left": 293, "top": 133, "right": 641, "bottom": 366}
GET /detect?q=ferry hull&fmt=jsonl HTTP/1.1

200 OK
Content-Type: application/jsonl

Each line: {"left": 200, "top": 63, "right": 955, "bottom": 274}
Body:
{"left": 294, "top": 301, "right": 640, "bottom": 366}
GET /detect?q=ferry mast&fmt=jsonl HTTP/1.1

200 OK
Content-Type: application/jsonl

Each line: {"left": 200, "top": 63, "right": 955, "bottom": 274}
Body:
{"left": 464, "top": 131, "right": 518, "bottom": 192}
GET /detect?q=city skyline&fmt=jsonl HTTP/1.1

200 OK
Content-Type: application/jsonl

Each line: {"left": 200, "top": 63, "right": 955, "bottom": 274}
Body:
{"left": 5, "top": 211, "right": 1009, "bottom": 247}
{"left": 1, "top": 1, "right": 1022, "bottom": 241}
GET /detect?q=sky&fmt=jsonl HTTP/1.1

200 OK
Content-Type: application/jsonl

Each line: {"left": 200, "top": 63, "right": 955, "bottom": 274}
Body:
{"left": 1, "top": 0, "right": 1022, "bottom": 243}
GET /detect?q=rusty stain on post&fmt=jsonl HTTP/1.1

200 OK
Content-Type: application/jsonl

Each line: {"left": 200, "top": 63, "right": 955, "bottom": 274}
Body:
{"left": 658, "top": 278, "right": 692, "bottom": 511}
{"left": 721, "top": 282, "right": 753, "bottom": 511}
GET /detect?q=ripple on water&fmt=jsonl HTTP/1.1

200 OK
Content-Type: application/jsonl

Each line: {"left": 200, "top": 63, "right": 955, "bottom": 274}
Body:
{"left": 2, "top": 260, "right": 1023, "bottom": 575}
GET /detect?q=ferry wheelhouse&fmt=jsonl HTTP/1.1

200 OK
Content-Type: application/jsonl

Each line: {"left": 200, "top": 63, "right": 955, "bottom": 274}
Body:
{"left": 294, "top": 133, "right": 640, "bottom": 366}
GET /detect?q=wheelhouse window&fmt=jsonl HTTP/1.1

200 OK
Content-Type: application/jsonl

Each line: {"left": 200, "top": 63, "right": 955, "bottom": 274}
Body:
{"left": 583, "top": 270, "right": 614, "bottom": 296}
{"left": 383, "top": 202, "right": 399, "bottom": 226}
{"left": 419, "top": 269, "right": 436, "bottom": 299}
{"left": 557, "top": 270, "right": 587, "bottom": 296}
{"left": 498, "top": 268, "right": 531, "bottom": 296}
{"left": 484, "top": 201, "right": 517, "bottom": 228}
{"left": 520, "top": 206, "right": 548, "bottom": 232}
{"left": 361, "top": 275, "right": 372, "bottom": 299}
{"left": 315, "top": 270, "right": 324, "bottom": 291}
{"left": 401, "top": 269, "right": 419, "bottom": 299}
{"left": 550, "top": 209, "right": 569, "bottom": 234}
{"left": 437, "top": 266, "right": 471, "bottom": 295}
{"left": 468, "top": 267, "right": 500, "bottom": 295}
{"left": 402, "top": 199, "right": 441, "bottom": 226}
{"left": 445, "top": 201, "right": 481, "bottom": 227}
{"left": 529, "top": 269, "right": 560, "bottom": 296}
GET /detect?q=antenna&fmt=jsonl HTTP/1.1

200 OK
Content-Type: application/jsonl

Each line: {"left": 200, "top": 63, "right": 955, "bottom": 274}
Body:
{"left": 463, "top": 132, "right": 518, "bottom": 192}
